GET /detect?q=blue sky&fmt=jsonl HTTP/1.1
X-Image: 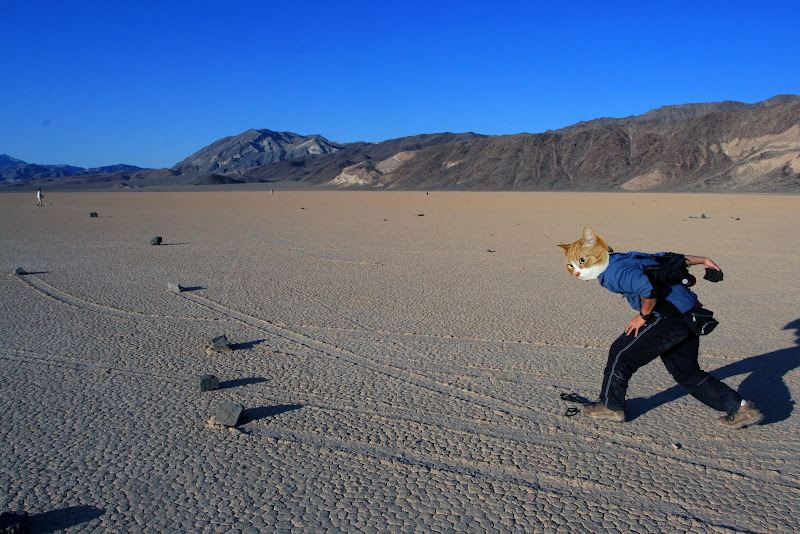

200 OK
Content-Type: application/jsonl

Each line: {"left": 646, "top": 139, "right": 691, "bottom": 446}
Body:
{"left": 1, "top": 0, "right": 797, "bottom": 169}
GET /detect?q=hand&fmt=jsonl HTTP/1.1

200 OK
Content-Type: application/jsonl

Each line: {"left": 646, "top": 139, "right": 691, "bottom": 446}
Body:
{"left": 625, "top": 315, "right": 647, "bottom": 337}
{"left": 685, "top": 255, "right": 721, "bottom": 270}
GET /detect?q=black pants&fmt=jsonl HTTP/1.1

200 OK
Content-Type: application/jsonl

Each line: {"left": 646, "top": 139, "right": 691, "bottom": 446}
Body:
{"left": 599, "top": 314, "right": 743, "bottom": 414}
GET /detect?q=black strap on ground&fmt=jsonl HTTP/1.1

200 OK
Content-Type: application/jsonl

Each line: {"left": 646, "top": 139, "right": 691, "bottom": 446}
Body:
{"left": 560, "top": 392, "right": 592, "bottom": 416}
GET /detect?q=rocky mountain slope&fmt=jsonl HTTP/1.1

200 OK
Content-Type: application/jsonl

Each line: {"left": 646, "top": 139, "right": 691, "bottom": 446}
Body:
{"left": 172, "top": 129, "right": 347, "bottom": 175}
{"left": 308, "top": 95, "right": 799, "bottom": 192}
{"left": 553, "top": 94, "right": 799, "bottom": 132}
{"left": 241, "top": 132, "right": 487, "bottom": 185}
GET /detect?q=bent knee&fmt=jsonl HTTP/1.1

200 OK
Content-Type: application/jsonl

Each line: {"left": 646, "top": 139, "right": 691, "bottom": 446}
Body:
{"left": 671, "top": 370, "right": 710, "bottom": 388}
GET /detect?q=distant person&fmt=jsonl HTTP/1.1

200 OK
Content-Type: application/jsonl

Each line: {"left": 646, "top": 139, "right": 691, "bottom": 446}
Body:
{"left": 37, "top": 188, "right": 43, "bottom": 206}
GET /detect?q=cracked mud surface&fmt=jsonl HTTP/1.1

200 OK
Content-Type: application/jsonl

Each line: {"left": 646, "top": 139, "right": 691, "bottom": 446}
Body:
{"left": 1, "top": 191, "right": 798, "bottom": 533}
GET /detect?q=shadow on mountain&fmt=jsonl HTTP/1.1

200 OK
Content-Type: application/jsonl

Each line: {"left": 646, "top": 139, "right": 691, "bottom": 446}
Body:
{"left": 190, "top": 174, "right": 244, "bottom": 185}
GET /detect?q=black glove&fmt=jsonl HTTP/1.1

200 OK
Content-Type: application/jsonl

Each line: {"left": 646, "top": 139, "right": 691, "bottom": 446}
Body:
{"left": 704, "top": 268, "right": 723, "bottom": 282}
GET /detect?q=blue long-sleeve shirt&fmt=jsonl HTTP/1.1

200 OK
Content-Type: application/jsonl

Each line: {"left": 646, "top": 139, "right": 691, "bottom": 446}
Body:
{"left": 598, "top": 252, "right": 698, "bottom": 315}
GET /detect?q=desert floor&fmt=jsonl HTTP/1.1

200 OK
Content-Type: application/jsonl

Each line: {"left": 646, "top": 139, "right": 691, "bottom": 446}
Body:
{"left": 1, "top": 190, "right": 798, "bottom": 533}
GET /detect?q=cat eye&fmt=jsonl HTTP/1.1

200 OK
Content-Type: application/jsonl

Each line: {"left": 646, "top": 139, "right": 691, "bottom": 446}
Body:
{"left": 579, "top": 257, "right": 586, "bottom": 264}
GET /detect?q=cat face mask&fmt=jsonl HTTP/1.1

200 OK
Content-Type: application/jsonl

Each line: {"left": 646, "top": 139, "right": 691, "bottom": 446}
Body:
{"left": 557, "top": 226, "right": 611, "bottom": 281}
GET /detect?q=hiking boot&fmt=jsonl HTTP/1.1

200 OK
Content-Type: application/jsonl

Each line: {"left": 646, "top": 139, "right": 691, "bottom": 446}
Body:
{"left": 718, "top": 401, "right": 763, "bottom": 429}
{"left": 583, "top": 401, "right": 625, "bottom": 422}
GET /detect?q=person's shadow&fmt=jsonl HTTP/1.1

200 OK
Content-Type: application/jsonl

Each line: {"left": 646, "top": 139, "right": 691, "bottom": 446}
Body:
{"left": 628, "top": 318, "right": 800, "bottom": 423}
{"left": 26, "top": 505, "right": 105, "bottom": 533}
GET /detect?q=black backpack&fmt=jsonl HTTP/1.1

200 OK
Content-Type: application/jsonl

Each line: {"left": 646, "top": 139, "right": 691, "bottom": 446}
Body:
{"left": 642, "top": 252, "right": 694, "bottom": 290}
{"left": 641, "top": 252, "right": 723, "bottom": 334}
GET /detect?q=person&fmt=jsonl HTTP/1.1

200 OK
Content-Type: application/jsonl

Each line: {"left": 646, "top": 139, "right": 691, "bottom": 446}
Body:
{"left": 37, "top": 188, "right": 43, "bottom": 206}
{"left": 558, "top": 226, "right": 763, "bottom": 429}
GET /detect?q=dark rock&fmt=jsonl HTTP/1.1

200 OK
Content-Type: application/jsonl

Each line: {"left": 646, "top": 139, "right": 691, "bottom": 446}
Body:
{"left": 199, "top": 375, "right": 220, "bottom": 392}
{"left": 12, "top": 268, "right": 26, "bottom": 275}
{"left": 701, "top": 213, "right": 708, "bottom": 219}
{"left": 89, "top": 212, "right": 98, "bottom": 217}
{"left": 150, "top": 236, "right": 162, "bottom": 245}
{"left": 0, "top": 511, "right": 29, "bottom": 534}
{"left": 167, "top": 282, "right": 183, "bottom": 293}
{"left": 214, "top": 402, "right": 244, "bottom": 426}
{"left": 209, "top": 335, "right": 232, "bottom": 352}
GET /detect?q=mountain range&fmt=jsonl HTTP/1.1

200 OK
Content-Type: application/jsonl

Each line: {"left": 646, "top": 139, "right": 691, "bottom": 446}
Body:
{"left": 0, "top": 154, "right": 146, "bottom": 182}
{"left": 2, "top": 94, "right": 799, "bottom": 192}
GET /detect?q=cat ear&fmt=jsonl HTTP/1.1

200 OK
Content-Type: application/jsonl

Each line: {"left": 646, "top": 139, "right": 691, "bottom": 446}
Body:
{"left": 581, "top": 226, "right": 597, "bottom": 248}
{"left": 557, "top": 243, "right": 570, "bottom": 254}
